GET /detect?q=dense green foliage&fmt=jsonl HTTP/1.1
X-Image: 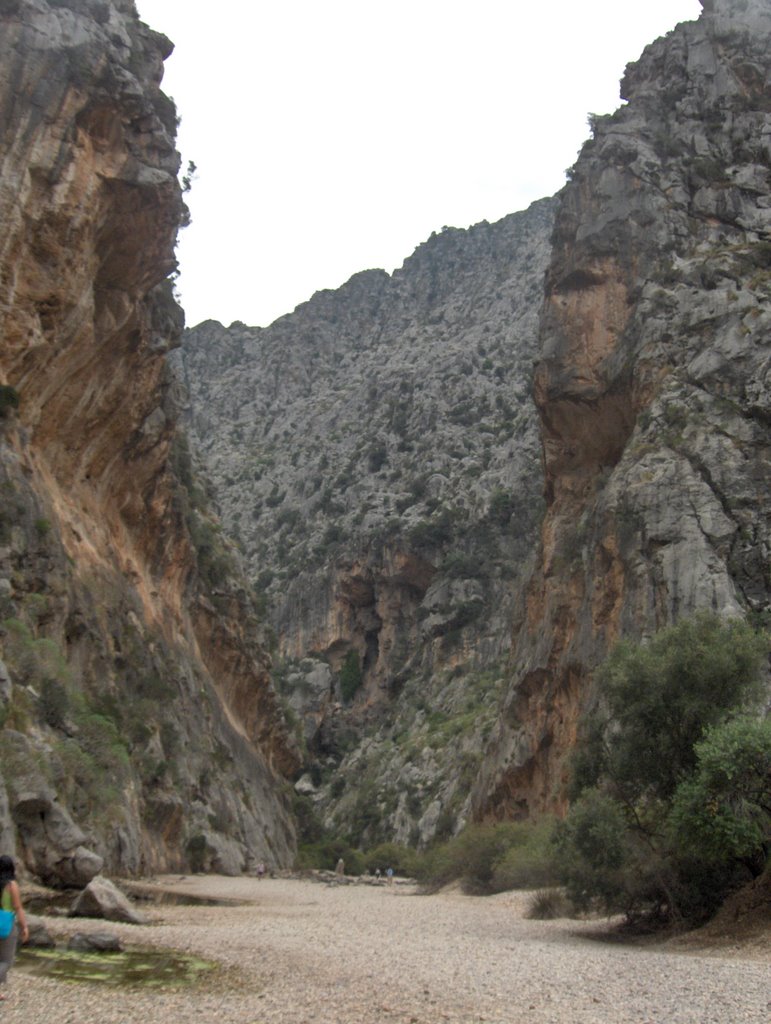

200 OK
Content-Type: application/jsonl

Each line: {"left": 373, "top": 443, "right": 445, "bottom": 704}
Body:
{"left": 295, "top": 837, "right": 366, "bottom": 875}
{"left": 570, "top": 613, "right": 766, "bottom": 802}
{"left": 557, "top": 614, "right": 769, "bottom": 925}
{"left": 0, "top": 385, "right": 19, "bottom": 418}
{"left": 169, "top": 430, "right": 237, "bottom": 592}
{"left": 413, "top": 820, "right": 559, "bottom": 894}
{"left": 295, "top": 820, "right": 559, "bottom": 894}
{"left": 363, "top": 842, "right": 420, "bottom": 877}
{"left": 669, "top": 717, "right": 771, "bottom": 872}
{"left": 339, "top": 649, "right": 363, "bottom": 703}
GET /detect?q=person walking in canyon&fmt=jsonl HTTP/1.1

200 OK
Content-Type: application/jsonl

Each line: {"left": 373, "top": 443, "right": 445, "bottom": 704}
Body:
{"left": 0, "top": 855, "right": 29, "bottom": 999}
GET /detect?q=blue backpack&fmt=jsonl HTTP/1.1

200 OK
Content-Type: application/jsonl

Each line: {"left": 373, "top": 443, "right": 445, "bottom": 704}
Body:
{"left": 0, "top": 886, "right": 14, "bottom": 938}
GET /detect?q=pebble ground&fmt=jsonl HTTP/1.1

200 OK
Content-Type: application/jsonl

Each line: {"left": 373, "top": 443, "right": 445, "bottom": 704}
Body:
{"left": 1, "top": 875, "right": 768, "bottom": 1024}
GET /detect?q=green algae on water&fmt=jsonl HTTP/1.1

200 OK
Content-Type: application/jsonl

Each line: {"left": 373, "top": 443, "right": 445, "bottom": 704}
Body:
{"left": 17, "top": 946, "right": 215, "bottom": 988}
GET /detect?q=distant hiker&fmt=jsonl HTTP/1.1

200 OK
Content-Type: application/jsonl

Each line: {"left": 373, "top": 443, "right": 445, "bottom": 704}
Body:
{"left": 0, "top": 855, "right": 28, "bottom": 999}
{"left": 335, "top": 857, "right": 345, "bottom": 875}
{"left": 386, "top": 866, "right": 394, "bottom": 886}
{"left": 256, "top": 862, "right": 266, "bottom": 880}
{"left": 375, "top": 868, "right": 382, "bottom": 880}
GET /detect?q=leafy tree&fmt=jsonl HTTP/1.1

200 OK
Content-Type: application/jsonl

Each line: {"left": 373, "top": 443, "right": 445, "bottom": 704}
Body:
{"left": 669, "top": 717, "right": 771, "bottom": 873}
{"left": 572, "top": 613, "right": 766, "bottom": 805}
{"left": 558, "top": 614, "right": 769, "bottom": 924}
{"left": 553, "top": 790, "right": 633, "bottom": 913}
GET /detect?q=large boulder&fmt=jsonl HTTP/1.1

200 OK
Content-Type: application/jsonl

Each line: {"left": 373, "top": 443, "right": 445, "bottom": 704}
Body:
{"left": 68, "top": 930, "right": 123, "bottom": 952}
{"left": 52, "top": 844, "right": 104, "bottom": 889}
{"left": 70, "top": 876, "right": 145, "bottom": 925}
{"left": 13, "top": 796, "right": 104, "bottom": 888}
{"left": 3, "top": 731, "right": 103, "bottom": 888}
{"left": 26, "top": 915, "right": 55, "bottom": 949}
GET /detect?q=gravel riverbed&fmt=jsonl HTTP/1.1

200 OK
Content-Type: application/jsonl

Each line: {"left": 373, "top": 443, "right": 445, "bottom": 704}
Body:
{"left": 1, "top": 875, "right": 768, "bottom": 1024}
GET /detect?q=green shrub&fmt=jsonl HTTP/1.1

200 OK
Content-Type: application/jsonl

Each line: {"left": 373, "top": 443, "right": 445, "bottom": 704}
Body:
{"left": 339, "top": 649, "right": 363, "bottom": 703}
{"left": 1, "top": 619, "right": 70, "bottom": 689}
{"left": 489, "top": 818, "right": 559, "bottom": 891}
{"left": 38, "top": 678, "right": 69, "bottom": 729}
{"left": 553, "top": 790, "right": 634, "bottom": 914}
{"left": 488, "top": 489, "right": 516, "bottom": 525}
{"left": 367, "top": 443, "right": 388, "bottom": 473}
{"left": 34, "top": 518, "right": 52, "bottom": 538}
{"left": 292, "top": 792, "right": 325, "bottom": 845}
{"left": 441, "top": 552, "right": 484, "bottom": 579}
{"left": 414, "top": 821, "right": 555, "bottom": 894}
{"left": 408, "top": 509, "right": 455, "bottom": 549}
{"left": 0, "top": 728, "right": 49, "bottom": 783}
{"left": 329, "top": 775, "right": 346, "bottom": 798}
{"left": 186, "top": 834, "right": 209, "bottom": 872}
{"left": 0, "top": 686, "right": 33, "bottom": 731}
{"left": 364, "top": 842, "right": 418, "bottom": 877}
{"left": 54, "top": 737, "right": 122, "bottom": 824}
{"left": 525, "top": 889, "right": 574, "bottom": 920}
{"left": 321, "top": 524, "right": 344, "bottom": 547}
{"left": 669, "top": 717, "right": 771, "bottom": 871}
{"left": 0, "top": 385, "right": 19, "bottom": 418}
{"left": 188, "top": 516, "right": 235, "bottom": 590}
{"left": 74, "top": 707, "right": 130, "bottom": 770}
{"left": 559, "top": 615, "right": 769, "bottom": 925}
{"left": 296, "top": 839, "right": 365, "bottom": 875}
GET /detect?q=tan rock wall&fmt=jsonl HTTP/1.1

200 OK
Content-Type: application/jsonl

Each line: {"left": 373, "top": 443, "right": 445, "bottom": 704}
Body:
{"left": 0, "top": 0, "right": 297, "bottom": 877}
{"left": 474, "top": 0, "right": 771, "bottom": 821}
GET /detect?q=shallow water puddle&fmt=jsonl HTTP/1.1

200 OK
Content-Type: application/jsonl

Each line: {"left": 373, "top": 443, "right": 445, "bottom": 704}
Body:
{"left": 17, "top": 947, "right": 215, "bottom": 987}
{"left": 25, "top": 888, "right": 243, "bottom": 916}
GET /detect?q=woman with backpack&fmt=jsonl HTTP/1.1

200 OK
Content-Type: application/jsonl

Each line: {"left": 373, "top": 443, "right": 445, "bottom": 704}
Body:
{"left": 0, "top": 856, "right": 29, "bottom": 999}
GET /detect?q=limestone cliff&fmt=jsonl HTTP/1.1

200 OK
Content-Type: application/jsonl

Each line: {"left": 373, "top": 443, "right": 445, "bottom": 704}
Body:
{"left": 175, "top": 200, "right": 555, "bottom": 845}
{"left": 0, "top": 0, "right": 297, "bottom": 882}
{"left": 474, "top": 0, "right": 771, "bottom": 821}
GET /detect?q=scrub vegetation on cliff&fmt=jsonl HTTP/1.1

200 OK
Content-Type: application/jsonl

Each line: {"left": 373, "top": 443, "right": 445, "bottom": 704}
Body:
{"left": 175, "top": 199, "right": 556, "bottom": 844}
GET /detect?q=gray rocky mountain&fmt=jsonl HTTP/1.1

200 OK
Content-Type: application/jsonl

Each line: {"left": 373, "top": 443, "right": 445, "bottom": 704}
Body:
{"left": 179, "top": 0, "right": 771, "bottom": 847}
{"left": 474, "top": 0, "right": 771, "bottom": 820}
{"left": 174, "top": 199, "right": 556, "bottom": 845}
{"left": 3, "top": 0, "right": 766, "bottom": 886}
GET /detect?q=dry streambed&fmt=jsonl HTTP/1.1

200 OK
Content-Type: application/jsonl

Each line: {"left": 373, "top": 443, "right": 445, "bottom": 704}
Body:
{"left": 3, "top": 876, "right": 769, "bottom": 1024}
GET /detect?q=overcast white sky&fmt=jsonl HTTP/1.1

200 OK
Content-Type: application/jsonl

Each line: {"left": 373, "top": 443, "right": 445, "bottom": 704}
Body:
{"left": 135, "top": 0, "right": 702, "bottom": 329}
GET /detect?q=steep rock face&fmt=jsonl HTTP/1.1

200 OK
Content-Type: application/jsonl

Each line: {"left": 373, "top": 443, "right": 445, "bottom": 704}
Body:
{"left": 175, "top": 200, "right": 555, "bottom": 844}
{"left": 0, "top": 0, "right": 297, "bottom": 879}
{"left": 475, "top": 0, "right": 771, "bottom": 820}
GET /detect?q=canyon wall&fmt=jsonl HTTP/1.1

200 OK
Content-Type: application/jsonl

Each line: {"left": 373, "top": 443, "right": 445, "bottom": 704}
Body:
{"left": 50, "top": 0, "right": 771, "bottom": 861}
{"left": 0, "top": 0, "right": 297, "bottom": 882}
{"left": 474, "top": 0, "right": 771, "bottom": 821}
{"left": 175, "top": 200, "right": 556, "bottom": 845}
